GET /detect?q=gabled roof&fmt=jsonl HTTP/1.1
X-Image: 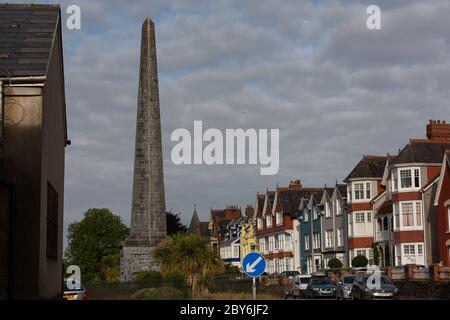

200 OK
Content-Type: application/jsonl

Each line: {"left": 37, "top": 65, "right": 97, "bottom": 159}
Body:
{"left": 336, "top": 184, "right": 347, "bottom": 198}
{"left": 344, "top": 155, "right": 391, "bottom": 182}
{"left": 433, "top": 150, "right": 450, "bottom": 206}
{"left": 319, "top": 187, "right": 335, "bottom": 204}
{"left": 293, "top": 189, "right": 327, "bottom": 218}
{"left": 391, "top": 141, "right": 450, "bottom": 165}
{"left": 189, "top": 210, "right": 210, "bottom": 237}
{"left": 0, "top": 4, "right": 60, "bottom": 77}
{"left": 255, "top": 194, "right": 265, "bottom": 218}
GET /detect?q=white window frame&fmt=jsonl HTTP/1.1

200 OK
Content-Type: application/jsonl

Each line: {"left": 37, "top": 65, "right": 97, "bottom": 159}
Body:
{"left": 325, "top": 230, "right": 334, "bottom": 248}
{"left": 279, "top": 234, "right": 284, "bottom": 252}
{"left": 336, "top": 201, "right": 341, "bottom": 215}
{"left": 337, "top": 228, "right": 343, "bottom": 247}
{"left": 398, "top": 167, "right": 421, "bottom": 191}
{"left": 366, "top": 182, "right": 371, "bottom": 200}
{"left": 305, "top": 234, "right": 310, "bottom": 250}
{"left": 355, "top": 212, "right": 365, "bottom": 223}
{"left": 266, "top": 215, "right": 272, "bottom": 228}
{"left": 257, "top": 217, "right": 263, "bottom": 230}
{"left": 447, "top": 206, "right": 450, "bottom": 232}
{"left": 397, "top": 201, "right": 423, "bottom": 230}
{"left": 354, "top": 183, "right": 364, "bottom": 200}
{"left": 325, "top": 202, "right": 331, "bottom": 218}
{"left": 276, "top": 212, "right": 283, "bottom": 226}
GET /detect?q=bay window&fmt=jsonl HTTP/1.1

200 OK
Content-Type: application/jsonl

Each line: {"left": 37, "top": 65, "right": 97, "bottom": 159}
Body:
{"left": 366, "top": 182, "right": 371, "bottom": 199}
{"left": 355, "top": 212, "right": 365, "bottom": 223}
{"left": 402, "top": 202, "right": 414, "bottom": 227}
{"left": 399, "top": 168, "right": 421, "bottom": 190}
{"left": 354, "top": 183, "right": 364, "bottom": 200}
{"left": 399, "top": 201, "right": 422, "bottom": 228}
{"left": 416, "top": 202, "right": 422, "bottom": 226}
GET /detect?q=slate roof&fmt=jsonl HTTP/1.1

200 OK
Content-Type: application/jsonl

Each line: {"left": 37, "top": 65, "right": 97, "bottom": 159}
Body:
{"left": 336, "top": 184, "right": 347, "bottom": 198}
{"left": 199, "top": 222, "right": 210, "bottom": 237}
{"left": 278, "top": 188, "right": 325, "bottom": 218}
{"left": 0, "top": 4, "right": 60, "bottom": 77}
{"left": 344, "top": 155, "right": 390, "bottom": 182}
{"left": 390, "top": 141, "right": 450, "bottom": 165}
{"left": 376, "top": 200, "right": 392, "bottom": 216}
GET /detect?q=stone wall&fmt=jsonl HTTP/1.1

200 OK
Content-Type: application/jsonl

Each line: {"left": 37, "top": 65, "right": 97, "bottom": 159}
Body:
{"left": 120, "top": 246, "right": 159, "bottom": 283}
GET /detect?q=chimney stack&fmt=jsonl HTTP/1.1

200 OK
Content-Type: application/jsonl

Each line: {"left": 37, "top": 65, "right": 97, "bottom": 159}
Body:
{"left": 289, "top": 179, "right": 303, "bottom": 189}
{"left": 426, "top": 119, "right": 450, "bottom": 142}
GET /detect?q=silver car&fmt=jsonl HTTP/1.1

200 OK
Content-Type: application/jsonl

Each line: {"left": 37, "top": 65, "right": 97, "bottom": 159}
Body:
{"left": 336, "top": 275, "right": 356, "bottom": 300}
{"left": 63, "top": 281, "right": 88, "bottom": 300}
{"left": 291, "top": 275, "right": 311, "bottom": 298}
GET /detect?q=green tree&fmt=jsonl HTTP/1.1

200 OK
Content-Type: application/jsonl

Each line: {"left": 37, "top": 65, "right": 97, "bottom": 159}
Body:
{"left": 166, "top": 211, "right": 188, "bottom": 235}
{"left": 352, "top": 255, "right": 369, "bottom": 268}
{"left": 65, "top": 208, "right": 129, "bottom": 282}
{"left": 372, "top": 244, "right": 380, "bottom": 266}
{"left": 101, "top": 252, "right": 120, "bottom": 282}
{"left": 152, "top": 233, "right": 224, "bottom": 299}
{"left": 327, "top": 258, "right": 343, "bottom": 269}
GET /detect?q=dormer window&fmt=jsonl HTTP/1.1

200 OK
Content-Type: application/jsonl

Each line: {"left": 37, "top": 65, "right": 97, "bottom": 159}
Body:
{"left": 276, "top": 212, "right": 283, "bottom": 226}
{"left": 266, "top": 215, "right": 272, "bottom": 228}
{"left": 257, "top": 217, "right": 263, "bottom": 230}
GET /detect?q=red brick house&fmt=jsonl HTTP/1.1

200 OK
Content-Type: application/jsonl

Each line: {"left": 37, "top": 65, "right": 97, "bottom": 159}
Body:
{"left": 385, "top": 120, "right": 450, "bottom": 266}
{"left": 433, "top": 150, "right": 450, "bottom": 266}
{"left": 344, "top": 155, "right": 391, "bottom": 265}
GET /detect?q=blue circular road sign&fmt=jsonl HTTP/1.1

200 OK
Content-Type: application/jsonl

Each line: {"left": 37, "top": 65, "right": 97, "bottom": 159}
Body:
{"left": 242, "top": 252, "right": 266, "bottom": 277}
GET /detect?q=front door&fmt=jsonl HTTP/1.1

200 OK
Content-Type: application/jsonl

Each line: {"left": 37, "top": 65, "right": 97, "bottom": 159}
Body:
{"left": 0, "top": 182, "right": 11, "bottom": 299}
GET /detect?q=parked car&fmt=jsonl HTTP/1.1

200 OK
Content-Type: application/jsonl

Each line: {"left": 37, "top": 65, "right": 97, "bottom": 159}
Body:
{"left": 291, "top": 275, "right": 311, "bottom": 299}
{"left": 279, "top": 271, "right": 300, "bottom": 279}
{"left": 351, "top": 273, "right": 399, "bottom": 300}
{"left": 278, "top": 270, "right": 300, "bottom": 286}
{"left": 336, "top": 275, "right": 356, "bottom": 300}
{"left": 63, "top": 280, "right": 88, "bottom": 300}
{"left": 305, "top": 275, "right": 337, "bottom": 299}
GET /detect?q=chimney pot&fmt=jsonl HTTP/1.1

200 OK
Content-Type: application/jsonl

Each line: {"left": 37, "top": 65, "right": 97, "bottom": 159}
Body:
{"left": 426, "top": 119, "right": 450, "bottom": 141}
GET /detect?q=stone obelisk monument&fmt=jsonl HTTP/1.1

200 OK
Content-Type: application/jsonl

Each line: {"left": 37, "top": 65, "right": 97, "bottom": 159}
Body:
{"left": 120, "top": 18, "right": 167, "bottom": 282}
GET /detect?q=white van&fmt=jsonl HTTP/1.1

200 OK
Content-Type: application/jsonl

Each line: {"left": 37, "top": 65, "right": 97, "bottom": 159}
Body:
{"left": 291, "top": 275, "right": 311, "bottom": 298}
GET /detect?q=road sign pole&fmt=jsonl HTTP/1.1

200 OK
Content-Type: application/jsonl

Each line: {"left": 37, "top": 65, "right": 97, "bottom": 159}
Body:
{"left": 252, "top": 277, "right": 256, "bottom": 300}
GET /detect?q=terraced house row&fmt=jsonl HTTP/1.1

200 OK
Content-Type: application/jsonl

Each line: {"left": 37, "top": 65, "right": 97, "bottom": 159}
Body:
{"left": 189, "top": 120, "right": 450, "bottom": 274}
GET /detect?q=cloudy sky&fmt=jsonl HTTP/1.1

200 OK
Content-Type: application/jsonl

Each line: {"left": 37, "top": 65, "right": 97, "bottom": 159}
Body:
{"left": 13, "top": 0, "right": 450, "bottom": 238}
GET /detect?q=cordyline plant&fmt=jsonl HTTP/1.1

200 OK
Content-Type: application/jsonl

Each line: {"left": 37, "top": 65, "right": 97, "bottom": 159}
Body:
{"left": 152, "top": 233, "right": 224, "bottom": 299}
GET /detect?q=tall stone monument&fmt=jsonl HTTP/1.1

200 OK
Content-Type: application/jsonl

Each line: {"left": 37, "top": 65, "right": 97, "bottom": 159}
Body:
{"left": 120, "top": 18, "right": 167, "bottom": 282}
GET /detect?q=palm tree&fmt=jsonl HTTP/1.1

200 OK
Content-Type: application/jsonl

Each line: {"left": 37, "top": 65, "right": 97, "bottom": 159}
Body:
{"left": 152, "top": 237, "right": 174, "bottom": 274}
{"left": 152, "top": 233, "right": 223, "bottom": 299}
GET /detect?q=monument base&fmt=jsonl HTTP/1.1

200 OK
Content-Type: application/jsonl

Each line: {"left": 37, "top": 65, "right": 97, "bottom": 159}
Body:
{"left": 120, "top": 246, "right": 159, "bottom": 283}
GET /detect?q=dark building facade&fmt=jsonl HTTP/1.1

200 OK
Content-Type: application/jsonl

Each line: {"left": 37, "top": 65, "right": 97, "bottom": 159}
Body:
{"left": 0, "top": 4, "right": 67, "bottom": 299}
